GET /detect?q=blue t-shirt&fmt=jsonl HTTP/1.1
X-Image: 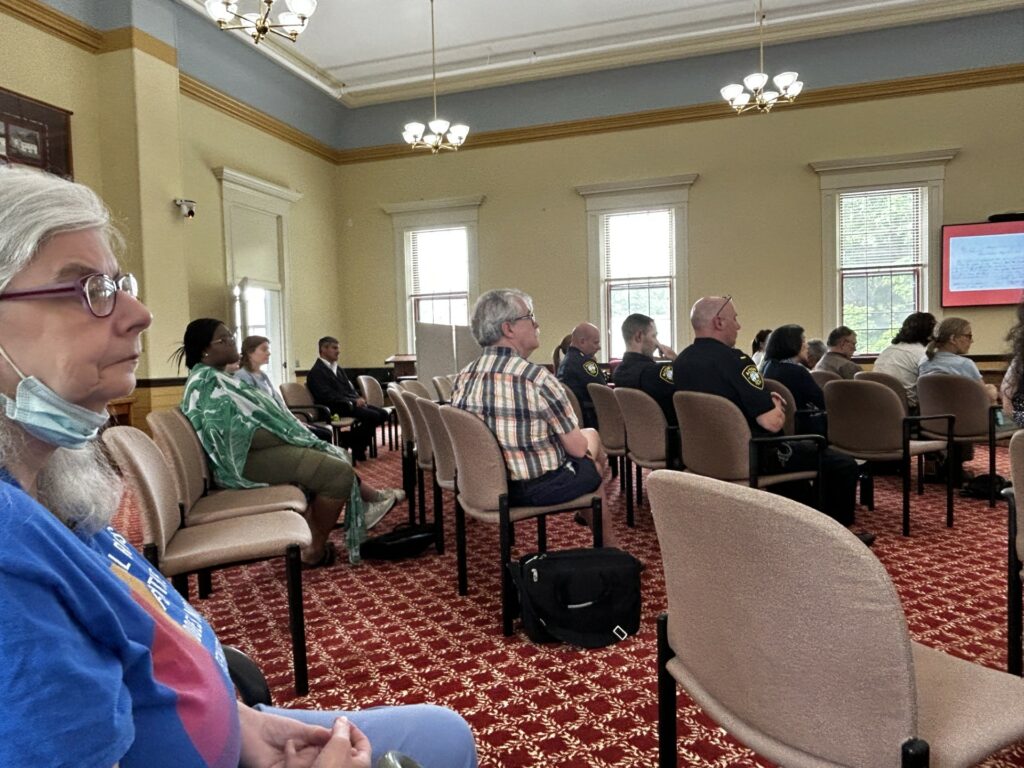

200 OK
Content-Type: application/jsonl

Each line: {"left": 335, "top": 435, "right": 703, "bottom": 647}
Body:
{"left": 918, "top": 350, "right": 983, "bottom": 381}
{"left": 0, "top": 470, "right": 241, "bottom": 767}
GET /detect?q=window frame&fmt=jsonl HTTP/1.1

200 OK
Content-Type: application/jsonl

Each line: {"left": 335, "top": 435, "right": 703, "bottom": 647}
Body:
{"left": 811, "top": 149, "right": 958, "bottom": 351}
{"left": 577, "top": 175, "right": 697, "bottom": 362}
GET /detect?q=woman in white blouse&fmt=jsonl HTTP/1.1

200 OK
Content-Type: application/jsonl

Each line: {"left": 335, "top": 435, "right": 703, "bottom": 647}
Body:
{"left": 873, "top": 312, "right": 934, "bottom": 409}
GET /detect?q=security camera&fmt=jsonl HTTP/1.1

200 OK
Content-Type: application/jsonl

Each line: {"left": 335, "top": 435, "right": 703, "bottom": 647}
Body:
{"left": 174, "top": 198, "right": 197, "bottom": 219}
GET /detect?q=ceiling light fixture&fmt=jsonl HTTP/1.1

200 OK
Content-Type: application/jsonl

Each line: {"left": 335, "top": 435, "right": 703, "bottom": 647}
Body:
{"left": 204, "top": 0, "right": 317, "bottom": 45}
{"left": 720, "top": 0, "right": 802, "bottom": 115}
{"left": 402, "top": 0, "right": 470, "bottom": 153}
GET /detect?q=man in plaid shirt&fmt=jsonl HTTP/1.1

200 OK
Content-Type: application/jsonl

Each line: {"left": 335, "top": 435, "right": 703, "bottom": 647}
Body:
{"left": 451, "top": 289, "right": 617, "bottom": 547}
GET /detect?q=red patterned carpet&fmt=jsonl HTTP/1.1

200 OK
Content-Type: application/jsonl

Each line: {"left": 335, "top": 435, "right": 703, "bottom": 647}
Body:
{"left": 115, "top": 438, "right": 1024, "bottom": 767}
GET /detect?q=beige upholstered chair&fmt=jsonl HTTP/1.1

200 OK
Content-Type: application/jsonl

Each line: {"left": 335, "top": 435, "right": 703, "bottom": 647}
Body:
{"left": 648, "top": 469, "right": 1024, "bottom": 768}
{"left": 397, "top": 389, "right": 435, "bottom": 527}
{"left": 918, "top": 373, "right": 1020, "bottom": 507}
{"left": 103, "top": 426, "right": 313, "bottom": 695}
{"left": 279, "top": 382, "right": 355, "bottom": 449}
{"left": 387, "top": 383, "right": 419, "bottom": 522}
{"left": 825, "top": 380, "right": 951, "bottom": 536}
{"left": 414, "top": 397, "right": 459, "bottom": 554}
{"left": 559, "top": 382, "right": 585, "bottom": 426}
{"left": 587, "top": 382, "right": 627, "bottom": 491}
{"left": 672, "top": 391, "right": 822, "bottom": 505}
{"left": 615, "top": 387, "right": 674, "bottom": 527}
{"left": 856, "top": 370, "right": 910, "bottom": 414}
{"left": 356, "top": 374, "right": 397, "bottom": 450}
{"left": 147, "top": 408, "right": 307, "bottom": 527}
{"left": 432, "top": 375, "right": 454, "bottom": 404}
{"left": 810, "top": 369, "right": 841, "bottom": 388}
{"left": 440, "top": 405, "right": 603, "bottom": 635}
{"left": 1005, "top": 432, "right": 1024, "bottom": 675}
{"left": 399, "top": 379, "right": 434, "bottom": 400}
{"left": 763, "top": 378, "right": 799, "bottom": 436}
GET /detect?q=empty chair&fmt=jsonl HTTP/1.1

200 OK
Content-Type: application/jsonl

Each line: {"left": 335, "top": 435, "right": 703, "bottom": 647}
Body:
{"left": 560, "top": 381, "right": 585, "bottom": 426}
{"left": 397, "top": 389, "right": 437, "bottom": 527}
{"left": 103, "top": 426, "right": 312, "bottom": 695}
{"left": 387, "top": 383, "right": 419, "bottom": 522}
{"left": 147, "top": 408, "right": 307, "bottom": 527}
{"left": 856, "top": 370, "right": 910, "bottom": 414}
{"left": 357, "top": 374, "right": 397, "bottom": 450}
{"left": 414, "top": 397, "right": 458, "bottom": 554}
{"left": 587, "top": 382, "right": 627, "bottom": 489}
{"left": 432, "top": 375, "right": 454, "bottom": 403}
{"left": 399, "top": 379, "right": 433, "bottom": 400}
{"left": 280, "top": 382, "right": 355, "bottom": 448}
{"left": 615, "top": 387, "right": 674, "bottom": 526}
{"left": 810, "top": 369, "right": 841, "bottom": 388}
{"left": 649, "top": 469, "right": 1024, "bottom": 768}
{"left": 825, "top": 380, "right": 952, "bottom": 536}
{"left": 918, "top": 373, "right": 1020, "bottom": 506}
{"left": 1007, "top": 432, "right": 1024, "bottom": 675}
{"left": 440, "top": 405, "right": 603, "bottom": 635}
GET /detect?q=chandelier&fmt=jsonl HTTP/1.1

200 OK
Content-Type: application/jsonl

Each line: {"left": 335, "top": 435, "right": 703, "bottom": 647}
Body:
{"left": 402, "top": 0, "right": 470, "bottom": 153}
{"left": 204, "top": 0, "right": 317, "bottom": 45}
{"left": 720, "top": 0, "right": 802, "bottom": 114}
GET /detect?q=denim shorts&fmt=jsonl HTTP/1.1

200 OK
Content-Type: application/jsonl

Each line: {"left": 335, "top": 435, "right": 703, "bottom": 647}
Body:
{"left": 508, "top": 456, "right": 602, "bottom": 507}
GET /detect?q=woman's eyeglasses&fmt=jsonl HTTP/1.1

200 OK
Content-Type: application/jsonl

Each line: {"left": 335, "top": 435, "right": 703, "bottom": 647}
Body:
{"left": 0, "top": 273, "right": 138, "bottom": 318}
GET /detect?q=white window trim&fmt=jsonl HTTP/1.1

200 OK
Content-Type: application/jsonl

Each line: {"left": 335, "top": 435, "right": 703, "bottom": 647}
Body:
{"left": 810, "top": 149, "right": 958, "bottom": 338}
{"left": 576, "top": 175, "right": 698, "bottom": 360}
{"left": 382, "top": 195, "right": 484, "bottom": 353}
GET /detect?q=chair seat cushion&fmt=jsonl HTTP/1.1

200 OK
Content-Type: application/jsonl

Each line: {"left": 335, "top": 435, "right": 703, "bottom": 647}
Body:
{"left": 920, "top": 428, "right": 1018, "bottom": 443}
{"left": 188, "top": 485, "right": 308, "bottom": 525}
{"left": 629, "top": 455, "right": 667, "bottom": 470}
{"left": 831, "top": 439, "right": 947, "bottom": 462}
{"left": 457, "top": 491, "right": 600, "bottom": 523}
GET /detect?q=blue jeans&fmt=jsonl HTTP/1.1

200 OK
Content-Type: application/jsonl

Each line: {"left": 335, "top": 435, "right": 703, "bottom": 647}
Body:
{"left": 255, "top": 703, "right": 477, "bottom": 768}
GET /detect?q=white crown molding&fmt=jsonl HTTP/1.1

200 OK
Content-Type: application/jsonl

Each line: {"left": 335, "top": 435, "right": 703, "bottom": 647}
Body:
{"left": 809, "top": 148, "right": 961, "bottom": 175}
{"left": 576, "top": 174, "right": 699, "bottom": 198}
{"left": 380, "top": 195, "right": 486, "bottom": 215}
{"left": 213, "top": 167, "right": 303, "bottom": 203}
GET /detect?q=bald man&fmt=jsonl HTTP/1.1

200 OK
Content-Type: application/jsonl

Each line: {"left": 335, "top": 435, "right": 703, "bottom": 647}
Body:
{"left": 674, "top": 296, "right": 871, "bottom": 544}
{"left": 556, "top": 322, "right": 606, "bottom": 429}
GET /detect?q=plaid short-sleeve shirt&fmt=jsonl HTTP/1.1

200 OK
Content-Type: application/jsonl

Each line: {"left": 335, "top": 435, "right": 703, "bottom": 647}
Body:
{"left": 451, "top": 346, "right": 579, "bottom": 481}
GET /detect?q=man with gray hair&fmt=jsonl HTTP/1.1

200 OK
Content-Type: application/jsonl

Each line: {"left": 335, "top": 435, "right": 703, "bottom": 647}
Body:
{"left": 805, "top": 338, "right": 827, "bottom": 370}
{"left": 451, "top": 289, "right": 618, "bottom": 546}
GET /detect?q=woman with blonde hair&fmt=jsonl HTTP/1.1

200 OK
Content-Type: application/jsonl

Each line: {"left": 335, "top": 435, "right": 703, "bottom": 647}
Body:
{"left": 919, "top": 316, "right": 997, "bottom": 401}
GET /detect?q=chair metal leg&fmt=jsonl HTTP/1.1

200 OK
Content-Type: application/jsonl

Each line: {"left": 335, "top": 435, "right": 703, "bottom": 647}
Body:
{"left": 1009, "top": 495, "right": 1022, "bottom": 675}
{"left": 990, "top": 430, "right": 998, "bottom": 507}
{"left": 657, "top": 614, "right": 677, "bottom": 768}
{"left": 859, "top": 469, "right": 875, "bottom": 511}
{"left": 917, "top": 454, "right": 924, "bottom": 495}
{"left": 285, "top": 544, "right": 309, "bottom": 696}
{"left": 537, "top": 516, "right": 547, "bottom": 553}
{"left": 198, "top": 569, "right": 213, "bottom": 599}
{"left": 417, "top": 467, "right": 426, "bottom": 525}
{"left": 610, "top": 455, "right": 618, "bottom": 479}
{"left": 625, "top": 456, "right": 634, "bottom": 527}
{"left": 902, "top": 451, "right": 911, "bottom": 537}
{"left": 901, "top": 738, "right": 930, "bottom": 767}
{"left": 635, "top": 463, "right": 643, "bottom": 508}
{"left": 432, "top": 472, "right": 445, "bottom": 554}
{"left": 455, "top": 499, "right": 468, "bottom": 596}
{"left": 946, "top": 449, "right": 954, "bottom": 528}
{"left": 172, "top": 573, "right": 189, "bottom": 600}
{"left": 499, "top": 495, "right": 515, "bottom": 636}
{"left": 403, "top": 441, "right": 416, "bottom": 524}
{"left": 592, "top": 498, "right": 603, "bottom": 548}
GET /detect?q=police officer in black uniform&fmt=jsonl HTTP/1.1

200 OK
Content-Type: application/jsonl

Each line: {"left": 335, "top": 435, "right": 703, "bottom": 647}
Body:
{"left": 612, "top": 313, "right": 678, "bottom": 425}
{"left": 557, "top": 322, "right": 606, "bottom": 428}
{"left": 674, "top": 296, "right": 871, "bottom": 544}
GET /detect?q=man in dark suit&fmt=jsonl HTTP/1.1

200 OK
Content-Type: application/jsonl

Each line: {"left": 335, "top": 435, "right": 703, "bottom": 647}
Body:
{"left": 306, "top": 336, "right": 387, "bottom": 461}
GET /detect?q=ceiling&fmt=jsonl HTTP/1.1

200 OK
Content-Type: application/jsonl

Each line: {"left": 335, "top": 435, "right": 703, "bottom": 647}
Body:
{"left": 181, "top": 0, "right": 1023, "bottom": 107}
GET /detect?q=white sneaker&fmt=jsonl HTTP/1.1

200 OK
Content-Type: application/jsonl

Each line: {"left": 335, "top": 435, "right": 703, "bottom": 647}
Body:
{"left": 364, "top": 496, "right": 397, "bottom": 530}
{"left": 371, "top": 488, "right": 406, "bottom": 504}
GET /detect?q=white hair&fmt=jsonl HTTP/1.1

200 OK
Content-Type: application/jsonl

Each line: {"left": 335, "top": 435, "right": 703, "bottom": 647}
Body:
{"left": 470, "top": 288, "right": 533, "bottom": 346}
{"left": 0, "top": 165, "right": 121, "bottom": 293}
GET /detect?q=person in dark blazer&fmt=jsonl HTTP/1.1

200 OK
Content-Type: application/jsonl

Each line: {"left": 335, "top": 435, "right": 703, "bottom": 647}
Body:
{"left": 306, "top": 336, "right": 387, "bottom": 461}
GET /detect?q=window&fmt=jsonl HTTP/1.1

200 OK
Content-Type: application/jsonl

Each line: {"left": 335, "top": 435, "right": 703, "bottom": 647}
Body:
{"left": 812, "top": 149, "right": 958, "bottom": 354}
{"left": 577, "top": 175, "right": 697, "bottom": 361}
{"left": 383, "top": 196, "right": 483, "bottom": 353}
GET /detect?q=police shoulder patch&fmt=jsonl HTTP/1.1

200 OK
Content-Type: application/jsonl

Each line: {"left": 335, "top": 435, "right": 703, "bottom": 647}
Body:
{"left": 742, "top": 365, "right": 763, "bottom": 389}
{"left": 583, "top": 360, "right": 600, "bottom": 377}
{"left": 659, "top": 364, "right": 673, "bottom": 383}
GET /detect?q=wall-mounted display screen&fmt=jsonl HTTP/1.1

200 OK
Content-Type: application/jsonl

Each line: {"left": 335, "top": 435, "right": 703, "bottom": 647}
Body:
{"left": 941, "top": 220, "right": 1024, "bottom": 307}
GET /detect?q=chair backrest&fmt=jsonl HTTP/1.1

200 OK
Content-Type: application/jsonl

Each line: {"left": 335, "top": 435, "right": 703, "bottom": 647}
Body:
{"left": 103, "top": 426, "right": 182, "bottom": 556}
{"left": 432, "top": 375, "right": 454, "bottom": 403}
{"left": 357, "top": 374, "right": 386, "bottom": 408}
{"left": 615, "top": 387, "right": 667, "bottom": 463}
{"left": 763, "top": 378, "right": 797, "bottom": 436}
{"left": 399, "top": 380, "right": 434, "bottom": 400}
{"left": 825, "top": 379, "right": 905, "bottom": 452}
{"left": 560, "top": 382, "right": 584, "bottom": 426}
{"left": 917, "top": 373, "right": 990, "bottom": 436}
{"left": 647, "top": 470, "right": 917, "bottom": 767}
{"left": 387, "top": 383, "right": 416, "bottom": 443}
{"left": 280, "top": 381, "right": 315, "bottom": 408}
{"left": 416, "top": 398, "right": 457, "bottom": 484}
{"left": 440, "top": 405, "right": 508, "bottom": 512}
{"left": 855, "top": 370, "right": 909, "bottom": 414}
{"left": 398, "top": 390, "right": 433, "bottom": 466}
{"left": 673, "top": 391, "right": 751, "bottom": 481}
{"left": 810, "top": 369, "right": 841, "bottom": 388}
{"left": 147, "top": 407, "right": 208, "bottom": 509}
{"left": 1010, "top": 431, "right": 1024, "bottom": 563}
{"left": 587, "top": 383, "right": 625, "bottom": 452}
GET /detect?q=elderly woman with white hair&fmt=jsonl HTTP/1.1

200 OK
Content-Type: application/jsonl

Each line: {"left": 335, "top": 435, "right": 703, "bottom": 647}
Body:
{"left": 0, "top": 166, "right": 477, "bottom": 768}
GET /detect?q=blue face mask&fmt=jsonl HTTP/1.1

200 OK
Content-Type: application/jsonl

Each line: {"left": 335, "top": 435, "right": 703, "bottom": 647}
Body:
{"left": 0, "top": 345, "right": 109, "bottom": 449}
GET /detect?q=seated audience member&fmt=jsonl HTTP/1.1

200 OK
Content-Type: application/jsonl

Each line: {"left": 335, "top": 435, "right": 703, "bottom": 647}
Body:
{"left": 236, "top": 334, "right": 331, "bottom": 443}
{"left": 873, "top": 311, "right": 935, "bottom": 409}
{"left": 1003, "top": 301, "right": 1024, "bottom": 426}
{"left": 451, "top": 289, "right": 618, "bottom": 547}
{"left": 557, "top": 321, "right": 606, "bottom": 429}
{"left": 612, "top": 313, "right": 678, "bottom": 425}
{"left": 552, "top": 332, "right": 572, "bottom": 370}
{"left": 919, "top": 317, "right": 998, "bottom": 401}
{"left": 751, "top": 328, "right": 771, "bottom": 367}
{"left": 805, "top": 337, "right": 826, "bottom": 370}
{"left": 674, "top": 296, "right": 870, "bottom": 544}
{"left": 178, "top": 319, "right": 400, "bottom": 567}
{"left": 0, "top": 166, "right": 477, "bottom": 768}
{"left": 815, "top": 325, "right": 863, "bottom": 379}
{"left": 306, "top": 336, "right": 387, "bottom": 461}
{"left": 760, "top": 324, "right": 826, "bottom": 435}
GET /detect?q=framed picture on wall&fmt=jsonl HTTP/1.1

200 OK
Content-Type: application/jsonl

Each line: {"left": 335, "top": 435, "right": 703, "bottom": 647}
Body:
{"left": 0, "top": 87, "right": 72, "bottom": 178}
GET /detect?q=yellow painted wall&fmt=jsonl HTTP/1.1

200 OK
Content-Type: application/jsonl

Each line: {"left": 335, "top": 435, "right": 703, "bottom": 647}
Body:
{"left": 336, "top": 82, "right": 1024, "bottom": 366}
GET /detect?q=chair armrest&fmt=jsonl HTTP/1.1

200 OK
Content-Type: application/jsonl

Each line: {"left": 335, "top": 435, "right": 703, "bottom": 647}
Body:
{"left": 748, "top": 434, "right": 826, "bottom": 488}
{"left": 289, "top": 404, "right": 332, "bottom": 422}
{"left": 903, "top": 413, "right": 953, "bottom": 445}
{"left": 223, "top": 645, "right": 272, "bottom": 707}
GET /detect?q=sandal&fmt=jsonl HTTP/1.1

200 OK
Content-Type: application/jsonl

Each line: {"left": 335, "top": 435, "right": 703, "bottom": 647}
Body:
{"left": 301, "top": 540, "right": 337, "bottom": 569}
